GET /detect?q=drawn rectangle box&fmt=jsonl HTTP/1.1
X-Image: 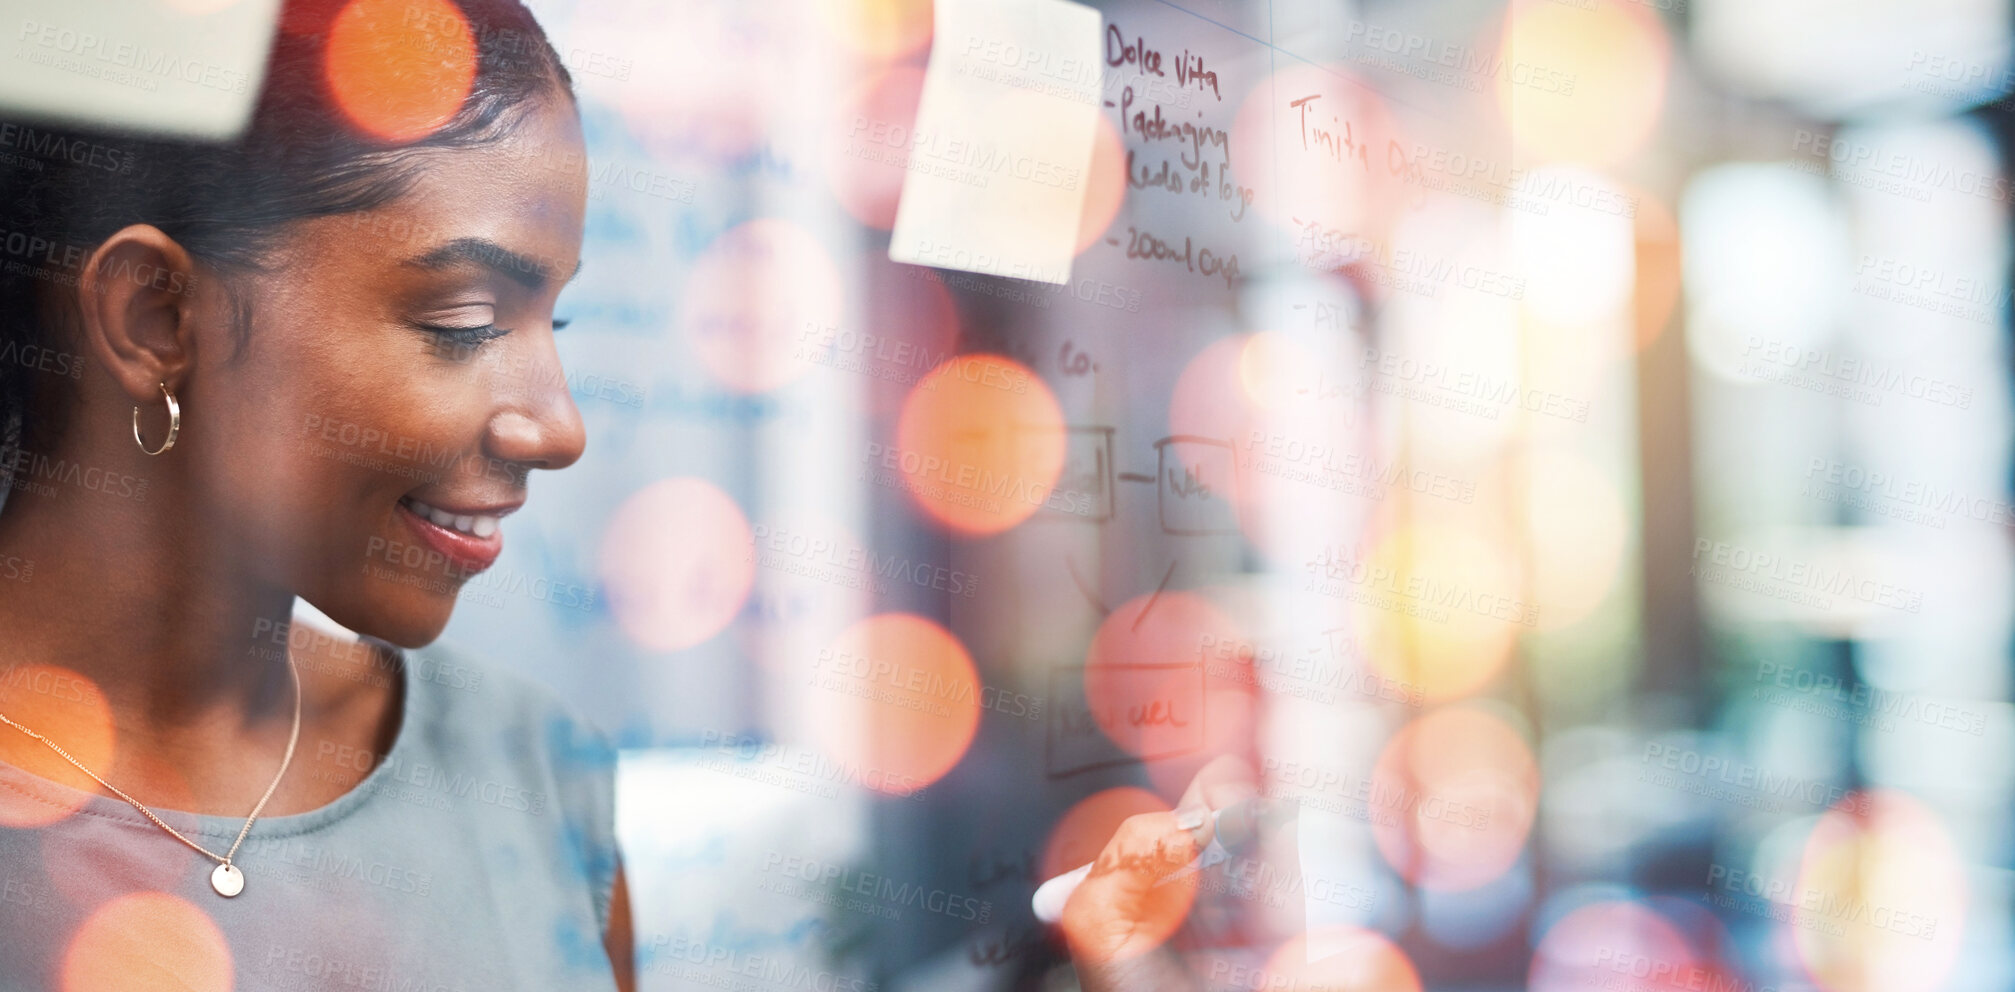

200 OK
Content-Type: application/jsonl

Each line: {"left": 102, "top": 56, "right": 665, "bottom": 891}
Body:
{"left": 1024, "top": 424, "right": 1114, "bottom": 523}
{"left": 1156, "top": 436, "right": 1240, "bottom": 536}
{"left": 1045, "top": 663, "right": 1204, "bottom": 778}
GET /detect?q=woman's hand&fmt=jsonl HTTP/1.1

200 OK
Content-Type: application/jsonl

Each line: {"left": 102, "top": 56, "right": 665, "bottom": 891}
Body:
{"left": 1060, "top": 755, "right": 1263, "bottom": 992}
{"left": 607, "top": 858, "right": 635, "bottom": 992}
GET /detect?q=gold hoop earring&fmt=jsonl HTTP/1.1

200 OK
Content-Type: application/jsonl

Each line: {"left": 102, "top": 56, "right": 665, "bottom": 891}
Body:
{"left": 132, "top": 382, "right": 179, "bottom": 456}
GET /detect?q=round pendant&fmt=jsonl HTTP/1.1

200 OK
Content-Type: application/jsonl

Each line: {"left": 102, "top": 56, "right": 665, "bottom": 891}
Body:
{"left": 210, "top": 863, "right": 244, "bottom": 897}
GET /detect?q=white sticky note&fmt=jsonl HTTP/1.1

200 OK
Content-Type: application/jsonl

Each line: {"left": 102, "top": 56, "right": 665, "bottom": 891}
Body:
{"left": 0, "top": 0, "right": 282, "bottom": 140}
{"left": 888, "top": 0, "right": 1103, "bottom": 285}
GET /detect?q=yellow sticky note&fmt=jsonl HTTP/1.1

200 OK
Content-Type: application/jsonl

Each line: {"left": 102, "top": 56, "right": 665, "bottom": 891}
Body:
{"left": 889, "top": 0, "right": 1103, "bottom": 285}
{"left": 0, "top": 0, "right": 281, "bottom": 140}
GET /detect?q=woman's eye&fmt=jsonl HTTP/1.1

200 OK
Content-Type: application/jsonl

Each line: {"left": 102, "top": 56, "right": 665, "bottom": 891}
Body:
{"left": 418, "top": 321, "right": 510, "bottom": 351}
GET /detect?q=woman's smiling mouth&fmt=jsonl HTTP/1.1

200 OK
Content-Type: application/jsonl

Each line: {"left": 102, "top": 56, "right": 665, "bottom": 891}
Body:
{"left": 396, "top": 495, "right": 520, "bottom": 574}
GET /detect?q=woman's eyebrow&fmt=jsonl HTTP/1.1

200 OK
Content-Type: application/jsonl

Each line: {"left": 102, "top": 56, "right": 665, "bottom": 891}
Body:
{"left": 404, "top": 236, "right": 577, "bottom": 290}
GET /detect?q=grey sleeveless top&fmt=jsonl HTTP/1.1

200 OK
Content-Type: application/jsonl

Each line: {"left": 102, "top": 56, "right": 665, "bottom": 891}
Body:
{"left": 0, "top": 643, "right": 620, "bottom": 991}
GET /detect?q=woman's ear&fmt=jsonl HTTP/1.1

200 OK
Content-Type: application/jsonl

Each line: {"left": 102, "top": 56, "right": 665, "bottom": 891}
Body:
{"left": 71, "top": 224, "right": 201, "bottom": 405}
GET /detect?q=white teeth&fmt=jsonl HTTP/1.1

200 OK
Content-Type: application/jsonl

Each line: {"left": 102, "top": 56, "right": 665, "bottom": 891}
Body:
{"left": 404, "top": 497, "right": 501, "bottom": 538}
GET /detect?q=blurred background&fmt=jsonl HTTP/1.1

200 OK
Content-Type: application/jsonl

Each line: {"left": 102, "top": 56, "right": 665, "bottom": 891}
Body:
{"left": 267, "top": 0, "right": 2015, "bottom": 988}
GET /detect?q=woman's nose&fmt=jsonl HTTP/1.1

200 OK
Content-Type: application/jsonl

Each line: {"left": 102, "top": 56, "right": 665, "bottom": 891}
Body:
{"left": 485, "top": 344, "right": 586, "bottom": 472}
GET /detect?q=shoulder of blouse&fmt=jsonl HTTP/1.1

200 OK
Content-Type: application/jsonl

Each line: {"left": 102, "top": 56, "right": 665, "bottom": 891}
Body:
{"left": 398, "top": 638, "right": 622, "bottom": 936}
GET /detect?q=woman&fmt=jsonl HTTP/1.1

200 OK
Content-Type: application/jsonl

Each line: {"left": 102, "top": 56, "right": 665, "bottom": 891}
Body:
{"left": 0, "top": 1, "right": 633, "bottom": 988}
{"left": 0, "top": 0, "right": 1295, "bottom": 987}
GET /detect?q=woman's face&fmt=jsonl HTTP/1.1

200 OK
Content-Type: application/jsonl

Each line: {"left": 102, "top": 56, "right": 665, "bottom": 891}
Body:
{"left": 191, "top": 94, "right": 590, "bottom": 647}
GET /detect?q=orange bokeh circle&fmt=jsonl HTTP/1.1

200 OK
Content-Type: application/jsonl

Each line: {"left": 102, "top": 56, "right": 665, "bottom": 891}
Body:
{"left": 1794, "top": 790, "right": 1965, "bottom": 992}
{"left": 892, "top": 354, "right": 1066, "bottom": 535}
{"left": 0, "top": 666, "right": 115, "bottom": 828}
{"left": 1370, "top": 705, "right": 1538, "bottom": 891}
{"left": 324, "top": 0, "right": 478, "bottom": 144}
{"left": 62, "top": 892, "right": 232, "bottom": 992}
{"left": 1167, "top": 335, "right": 1254, "bottom": 476}
{"left": 1494, "top": 0, "right": 1670, "bottom": 166}
{"left": 808, "top": 613, "right": 981, "bottom": 796}
{"left": 1352, "top": 523, "right": 1527, "bottom": 703}
{"left": 1083, "top": 590, "right": 1245, "bottom": 765}
{"left": 1231, "top": 63, "right": 1406, "bottom": 243}
{"left": 1040, "top": 785, "right": 1169, "bottom": 881}
{"left": 600, "top": 478, "right": 755, "bottom": 652}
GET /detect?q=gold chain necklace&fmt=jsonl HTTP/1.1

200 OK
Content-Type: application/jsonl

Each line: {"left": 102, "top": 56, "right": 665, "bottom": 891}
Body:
{"left": 0, "top": 651, "right": 303, "bottom": 898}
